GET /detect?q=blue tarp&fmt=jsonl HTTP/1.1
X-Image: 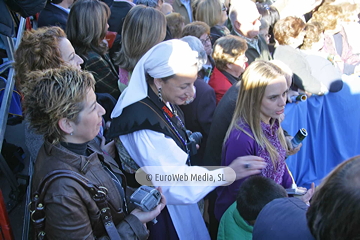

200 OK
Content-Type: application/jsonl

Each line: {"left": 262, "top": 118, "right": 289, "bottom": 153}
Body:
{"left": 282, "top": 76, "right": 360, "bottom": 189}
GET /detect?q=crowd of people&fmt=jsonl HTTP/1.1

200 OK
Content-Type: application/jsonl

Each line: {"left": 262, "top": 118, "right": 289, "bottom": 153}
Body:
{"left": 6, "top": 0, "right": 360, "bottom": 239}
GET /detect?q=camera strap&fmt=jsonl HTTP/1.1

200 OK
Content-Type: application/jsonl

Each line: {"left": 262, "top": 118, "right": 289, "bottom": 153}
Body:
{"left": 102, "top": 163, "right": 128, "bottom": 214}
{"left": 162, "top": 109, "right": 191, "bottom": 165}
{"left": 29, "top": 169, "right": 122, "bottom": 240}
{"left": 148, "top": 94, "right": 191, "bottom": 165}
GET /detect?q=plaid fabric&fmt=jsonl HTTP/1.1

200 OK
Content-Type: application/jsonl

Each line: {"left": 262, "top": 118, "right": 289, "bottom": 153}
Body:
{"left": 81, "top": 51, "right": 121, "bottom": 99}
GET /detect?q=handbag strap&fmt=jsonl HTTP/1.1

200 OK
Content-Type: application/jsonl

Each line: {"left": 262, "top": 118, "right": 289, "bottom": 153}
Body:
{"left": 30, "top": 169, "right": 121, "bottom": 240}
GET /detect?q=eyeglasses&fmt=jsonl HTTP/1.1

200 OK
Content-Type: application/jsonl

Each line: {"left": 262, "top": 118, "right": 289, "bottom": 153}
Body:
{"left": 200, "top": 35, "right": 212, "bottom": 45}
{"left": 221, "top": 3, "right": 227, "bottom": 11}
{"left": 252, "top": 15, "right": 262, "bottom": 25}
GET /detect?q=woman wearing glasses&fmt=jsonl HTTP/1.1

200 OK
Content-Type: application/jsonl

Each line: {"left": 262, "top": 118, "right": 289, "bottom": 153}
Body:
{"left": 182, "top": 21, "right": 215, "bottom": 79}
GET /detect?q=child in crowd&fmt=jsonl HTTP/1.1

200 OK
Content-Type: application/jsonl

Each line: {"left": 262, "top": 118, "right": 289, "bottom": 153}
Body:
{"left": 218, "top": 175, "right": 288, "bottom": 240}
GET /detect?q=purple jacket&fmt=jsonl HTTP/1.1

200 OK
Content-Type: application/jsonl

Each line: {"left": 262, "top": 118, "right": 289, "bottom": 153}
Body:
{"left": 215, "top": 120, "right": 293, "bottom": 220}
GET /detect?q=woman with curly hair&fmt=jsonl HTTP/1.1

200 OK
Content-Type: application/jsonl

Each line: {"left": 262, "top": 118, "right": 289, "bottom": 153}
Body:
{"left": 337, "top": 2, "right": 360, "bottom": 54}
{"left": 300, "top": 21, "right": 343, "bottom": 92}
{"left": 14, "top": 26, "right": 83, "bottom": 160}
{"left": 14, "top": 26, "right": 83, "bottom": 92}
{"left": 311, "top": 4, "right": 360, "bottom": 74}
{"left": 273, "top": 16, "right": 328, "bottom": 95}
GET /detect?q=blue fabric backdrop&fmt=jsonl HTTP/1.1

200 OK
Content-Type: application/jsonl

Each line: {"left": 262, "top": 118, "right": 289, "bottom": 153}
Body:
{"left": 282, "top": 77, "right": 360, "bottom": 189}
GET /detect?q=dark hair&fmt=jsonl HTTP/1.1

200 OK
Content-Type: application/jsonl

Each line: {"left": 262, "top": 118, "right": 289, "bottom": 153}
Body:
{"left": 66, "top": 0, "right": 110, "bottom": 56}
{"left": 181, "top": 21, "right": 210, "bottom": 39}
{"left": 236, "top": 175, "right": 288, "bottom": 222}
{"left": 212, "top": 35, "right": 247, "bottom": 71}
{"left": 50, "top": 0, "right": 63, "bottom": 4}
{"left": 306, "top": 155, "right": 360, "bottom": 240}
{"left": 166, "top": 13, "right": 185, "bottom": 39}
{"left": 145, "top": 73, "right": 175, "bottom": 84}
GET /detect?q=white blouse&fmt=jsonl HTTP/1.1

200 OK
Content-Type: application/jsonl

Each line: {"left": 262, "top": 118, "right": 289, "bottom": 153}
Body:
{"left": 120, "top": 129, "right": 227, "bottom": 240}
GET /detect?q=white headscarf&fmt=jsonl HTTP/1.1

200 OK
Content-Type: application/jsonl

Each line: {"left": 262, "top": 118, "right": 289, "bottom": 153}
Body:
{"left": 111, "top": 39, "right": 199, "bottom": 118}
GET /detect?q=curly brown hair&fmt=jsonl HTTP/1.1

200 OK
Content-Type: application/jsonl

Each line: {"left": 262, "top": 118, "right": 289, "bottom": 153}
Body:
{"left": 273, "top": 16, "right": 305, "bottom": 45}
{"left": 338, "top": 3, "right": 359, "bottom": 22}
{"left": 311, "top": 4, "right": 343, "bottom": 31}
{"left": 13, "top": 26, "right": 66, "bottom": 91}
{"left": 22, "top": 67, "right": 95, "bottom": 144}
{"left": 301, "top": 22, "right": 324, "bottom": 50}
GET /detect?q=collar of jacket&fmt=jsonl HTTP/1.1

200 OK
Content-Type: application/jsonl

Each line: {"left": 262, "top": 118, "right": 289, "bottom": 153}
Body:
{"left": 44, "top": 140, "right": 121, "bottom": 174}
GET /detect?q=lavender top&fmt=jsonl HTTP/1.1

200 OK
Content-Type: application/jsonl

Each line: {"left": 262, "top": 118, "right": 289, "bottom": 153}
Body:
{"left": 215, "top": 120, "right": 292, "bottom": 221}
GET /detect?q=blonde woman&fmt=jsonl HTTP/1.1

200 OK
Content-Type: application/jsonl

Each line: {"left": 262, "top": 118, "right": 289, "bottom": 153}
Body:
{"left": 215, "top": 60, "right": 293, "bottom": 221}
{"left": 195, "top": 0, "right": 230, "bottom": 45}
{"left": 24, "top": 67, "right": 165, "bottom": 239}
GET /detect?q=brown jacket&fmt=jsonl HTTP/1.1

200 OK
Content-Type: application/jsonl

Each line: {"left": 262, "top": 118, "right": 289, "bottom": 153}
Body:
{"left": 32, "top": 140, "right": 148, "bottom": 240}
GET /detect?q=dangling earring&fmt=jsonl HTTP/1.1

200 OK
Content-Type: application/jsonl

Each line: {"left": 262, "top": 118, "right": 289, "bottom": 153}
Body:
{"left": 158, "top": 87, "right": 162, "bottom": 102}
{"left": 70, "top": 132, "right": 73, "bottom": 136}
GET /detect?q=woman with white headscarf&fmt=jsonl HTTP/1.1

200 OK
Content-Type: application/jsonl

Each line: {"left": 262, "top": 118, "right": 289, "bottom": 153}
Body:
{"left": 108, "top": 39, "right": 266, "bottom": 240}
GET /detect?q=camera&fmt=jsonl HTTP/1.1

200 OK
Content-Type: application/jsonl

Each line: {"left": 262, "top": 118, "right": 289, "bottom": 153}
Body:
{"left": 130, "top": 186, "right": 161, "bottom": 212}
{"left": 290, "top": 94, "right": 307, "bottom": 102}
{"left": 186, "top": 130, "right": 202, "bottom": 156}
{"left": 291, "top": 128, "right": 308, "bottom": 148}
{"left": 285, "top": 187, "right": 306, "bottom": 196}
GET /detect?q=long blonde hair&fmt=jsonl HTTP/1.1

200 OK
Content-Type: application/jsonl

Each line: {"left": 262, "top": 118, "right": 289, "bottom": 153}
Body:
{"left": 225, "top": 60, "right": 287, "bottom": 166}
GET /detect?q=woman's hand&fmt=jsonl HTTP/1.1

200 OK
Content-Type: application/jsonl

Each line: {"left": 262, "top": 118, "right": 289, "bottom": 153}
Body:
{"left": 228, "top": 155, "right": 267, "bottom": 181}
{"left": 101, "top": 136, "right": 116, "bottom": 158}
{"left": 287, "top": 90, "right": 299, "bottom": 103}
{"left": 285, "top": 136, "right": 302, "bottom": 157}
{"left": 298, "top": 182, "right": 315, "bottom": 205}
{"left": 130, "top": 187, "right": 166, "bottom": 224}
